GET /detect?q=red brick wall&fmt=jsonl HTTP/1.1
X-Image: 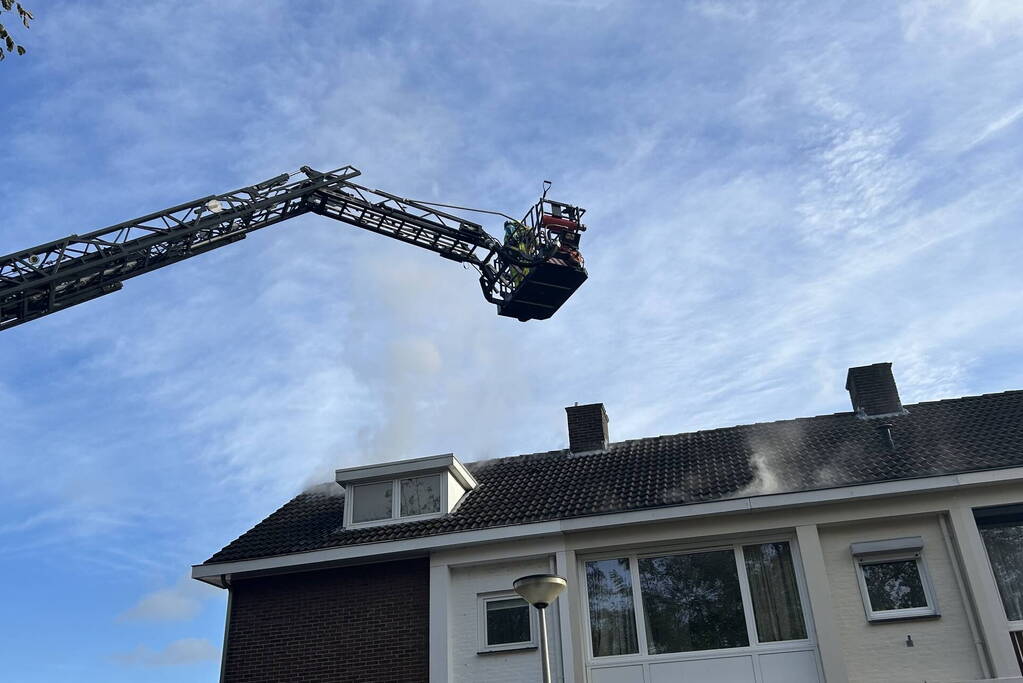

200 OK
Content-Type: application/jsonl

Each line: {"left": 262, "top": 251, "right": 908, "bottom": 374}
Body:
{"left": 222, "top": 558, "right": 430, "bottom": 683}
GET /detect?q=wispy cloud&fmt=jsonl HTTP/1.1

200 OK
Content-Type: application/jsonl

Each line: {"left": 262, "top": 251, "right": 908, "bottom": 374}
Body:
{"left": 119, "top": 575, "right": 221, "bottom": 622}
{"left": 967, "top": 102, "right": 1023, "bottom": 149}
{"left": 901, "top": 0, "right": 1023, "bottom": 44}
{"left": 112, "top": 638, "right": 219, "bottom": 668}
{"left": 3, "top": 2, "right": 1023, "bottom": 680}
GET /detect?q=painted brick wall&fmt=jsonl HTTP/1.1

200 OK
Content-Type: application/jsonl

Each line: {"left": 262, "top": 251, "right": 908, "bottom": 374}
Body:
{"left": 819, "top": 515, "right": 984, "bottom": 683}
{"left": 222, "top": 558, "right": 430, "bottom": 683}
{"left": 450, "top": 557, "right": 563, "bottom": 683}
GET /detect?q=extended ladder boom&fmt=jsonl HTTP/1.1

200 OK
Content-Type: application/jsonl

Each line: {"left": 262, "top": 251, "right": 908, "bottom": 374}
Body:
{"left": 0, "top": 166, "right": 588, "bottom": 331}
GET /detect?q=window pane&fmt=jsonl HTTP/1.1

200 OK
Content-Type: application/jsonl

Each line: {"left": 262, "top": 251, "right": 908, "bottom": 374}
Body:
{"left": 639, "top": 550, "right": 749, "bottom": 654}
{"left": 743, "top": 542, "right": 807, "bottom": 642}
{"left": 486, "top": 598, "right": 531, "bottom": 645}
{"left": 351, "top": 480, "right": 392, "bottom": 523}
{"left": 586, "top": 558, "right": 639, "bottom": 656}
{"left": 400, "top": 474, "right": 442, "bottom": 517}
{"left": 862, "top": 560, "right": 927, "bottom": 611}
{"left": 978, "top": 522, "right": 1023, "bottom": 621}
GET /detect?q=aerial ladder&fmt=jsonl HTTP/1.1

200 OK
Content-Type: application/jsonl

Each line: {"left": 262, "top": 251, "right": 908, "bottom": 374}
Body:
{"left": 0, "top": 166, "right": 588, "bottom": 331}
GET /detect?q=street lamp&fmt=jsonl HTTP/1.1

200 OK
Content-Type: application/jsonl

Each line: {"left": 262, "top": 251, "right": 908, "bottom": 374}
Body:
{"left": 513, "top": 573, "right": 567, "bottom": 683}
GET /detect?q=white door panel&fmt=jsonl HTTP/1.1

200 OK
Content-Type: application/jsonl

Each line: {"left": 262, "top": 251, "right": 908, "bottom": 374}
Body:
{"left": 590, "top": 664, "right": 645, "bottom": 683}
{"left": 649, "top": 654, "right": 755, "bottom": 682}
{"left": 758, "top": 650, "right": 820, "bottom": 683}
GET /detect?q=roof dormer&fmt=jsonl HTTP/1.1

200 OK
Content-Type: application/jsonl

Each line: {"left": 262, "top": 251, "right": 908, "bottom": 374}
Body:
{"left": 335, "top": 453, "right": 477, "bottom": 529}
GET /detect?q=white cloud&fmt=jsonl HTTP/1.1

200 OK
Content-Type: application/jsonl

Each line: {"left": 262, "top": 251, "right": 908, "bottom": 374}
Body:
{"left": 3, "top": 9, "right": 1023, "bottom": 679}
{"left": 119, "top": 575, "right": 220, "bottom": 622}
{"left": 967, "top": 102, "right": 1023, "bottom": 149}
{"left": 112, "top": 638, "right": 219, "bottom": 667}
{"left": 691, "top": 0, "right": 758, "bottom": 23}
{"left": 901, "top": 0, "right": 1023, "bottom": 44}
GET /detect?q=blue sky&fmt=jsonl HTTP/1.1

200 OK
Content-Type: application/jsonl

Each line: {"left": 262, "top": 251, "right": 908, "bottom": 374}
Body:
{"left": 1, "top": 0, "right": 1022, "bottom": 680}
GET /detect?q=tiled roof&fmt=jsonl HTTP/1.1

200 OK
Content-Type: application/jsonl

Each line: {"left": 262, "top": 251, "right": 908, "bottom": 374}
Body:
{"left": 203, "top": 390, "right": 1023, "bottom": 565}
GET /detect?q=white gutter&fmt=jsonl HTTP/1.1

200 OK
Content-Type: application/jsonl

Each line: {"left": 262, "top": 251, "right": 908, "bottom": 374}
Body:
{"left": 192, "top": 465, "right": 1023, "bottom": 587}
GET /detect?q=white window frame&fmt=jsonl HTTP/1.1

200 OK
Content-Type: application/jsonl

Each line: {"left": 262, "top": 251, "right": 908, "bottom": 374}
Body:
{"left": 578, "top": 534, "right": 816, "bottom": 666}
{"left": 974, "top": 504, "right": 1023, "bottom": 631}
{"left": 477, "top": 591, "right": 538, "bottom": 654}
{"left": 853, "top": 549, "right": 939, "bottom": 622}
{"left": 343, "top": 473, "right": 448, "bottom": 528}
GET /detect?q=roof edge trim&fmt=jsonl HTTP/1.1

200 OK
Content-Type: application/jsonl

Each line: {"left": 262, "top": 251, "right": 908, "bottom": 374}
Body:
{"left": 335, "top": 453, "right": 477, "bottom": 491}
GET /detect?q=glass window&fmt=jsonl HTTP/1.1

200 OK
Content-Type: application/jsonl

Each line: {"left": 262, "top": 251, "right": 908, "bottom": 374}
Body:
{"left": 973, "top": 507, "right": 1023, "bottom": 625}
{"left": 638, "top": 549, "right": 748, "bottom": 654}
{"left": 485, "top": 598, "right": 531, "bottom": 646}
{"left": 400, "top": 474, "right": 441, "bottom": 517}
{"left": 743, "top": 542, "right": 807, "bottom": 642}
{"left": 861, "top": 560, "right": 928, "bottom": 611}
{"left": 583, "top": 540, "right": 814, "bottom": 660}
{"left": 976, "top": 507, "right": 1023, "bottom": 622}
{"left": 586, "top": 558, "right": 639, "bottom": 657}
{"left": 351, "top": 480, "right": 392, "bottom": 523}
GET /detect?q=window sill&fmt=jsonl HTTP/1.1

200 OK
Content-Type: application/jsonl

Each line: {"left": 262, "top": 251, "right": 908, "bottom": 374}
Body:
{"left": 866, "top": 611, "right": 941, "bottom": 623}
{"left": 477, "top": 645, "right": 538, "bottom": 656}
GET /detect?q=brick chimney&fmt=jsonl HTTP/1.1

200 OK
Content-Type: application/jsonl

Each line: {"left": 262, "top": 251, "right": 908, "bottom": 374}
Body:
{"left": 846, "top": 363, "right": 907, "bottom": 418}
{"left": 566, "top": 403, "right": 609, "bottom": 453}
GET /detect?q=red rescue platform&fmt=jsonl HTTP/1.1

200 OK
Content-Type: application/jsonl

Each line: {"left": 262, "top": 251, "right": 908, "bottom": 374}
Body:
{"left": 497, "top": 198, "right": 588, "bottom": 322}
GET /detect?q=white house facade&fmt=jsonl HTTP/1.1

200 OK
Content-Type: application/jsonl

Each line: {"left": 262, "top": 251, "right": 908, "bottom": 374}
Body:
{"left": 194, "top": 364, "right": 1023, "bottom": 683}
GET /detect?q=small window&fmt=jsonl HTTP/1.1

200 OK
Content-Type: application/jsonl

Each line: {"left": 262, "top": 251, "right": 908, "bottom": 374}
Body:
{"left": 478, "top": 594, "right": 536, "bottom": 652}
{"left": 400, "top": 474, "right": 441, "bottom": 517}
{"left": 345, "top": 473, "right": 449, "bottom": 527}
{"left": 351, "top": 480, "right": 393, "bottom": 523}
{"left": 851, "top": 538, "right": 938, "bottom": 622}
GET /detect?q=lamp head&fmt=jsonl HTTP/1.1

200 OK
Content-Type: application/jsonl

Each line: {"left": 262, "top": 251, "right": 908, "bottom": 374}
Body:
{"left": 513, "top": 574, "right": 567, "bottom": 609}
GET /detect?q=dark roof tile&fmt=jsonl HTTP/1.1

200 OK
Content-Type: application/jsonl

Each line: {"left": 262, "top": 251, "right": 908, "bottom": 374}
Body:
{"left": 204, "top": 390, "right": 1023, "bottom": 564}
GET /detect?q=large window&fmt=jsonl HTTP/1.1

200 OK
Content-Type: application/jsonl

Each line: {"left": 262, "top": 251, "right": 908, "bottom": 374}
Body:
{"left": 583, "top": 540, "right": 809, "bottom": 659}
{"left": 640, "top": 549, "right": 749, "bottom": 653}
{"left": 976, "top": 505, "right": 1023, "bottom": 624}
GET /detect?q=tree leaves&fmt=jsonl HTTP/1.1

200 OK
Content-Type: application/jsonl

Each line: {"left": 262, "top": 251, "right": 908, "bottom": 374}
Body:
{"left": 0, "top": 1, "right": 31, "bottom": 61}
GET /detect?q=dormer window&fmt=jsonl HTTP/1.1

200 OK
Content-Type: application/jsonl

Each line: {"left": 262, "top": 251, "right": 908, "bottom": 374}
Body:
{"left": 337, "top": 454, "right": 477, "bottom": 529}
{"left": 400, "top": 475, "right": 442, "bottom": 517}
{"left": 350, "top": 480, "right": 394, "bottom": 524}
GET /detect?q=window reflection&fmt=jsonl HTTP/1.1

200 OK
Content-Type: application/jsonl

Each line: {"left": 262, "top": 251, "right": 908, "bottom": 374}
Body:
{"left": 351, "top": 480, "right": 392, "bottom": 523}
{"left": 977, "top": 511, "right": 1023, "bottom": 621}
{"left": 400, "top": 474, "right": 441, "bottom": 517}
{"left": 585, "top": 558, "right": 639, "bottom": 656}
{"left": 486, "top": 598, "right": 531, "bottom": 646}
{"left": 743, "top": 542, "right": 807, "bottom": 642}
{"left": 861, "top": 560, "right": 928, "bottom": 611}
{"left": 638, "top": 549, "right": 748, "bottom": 654}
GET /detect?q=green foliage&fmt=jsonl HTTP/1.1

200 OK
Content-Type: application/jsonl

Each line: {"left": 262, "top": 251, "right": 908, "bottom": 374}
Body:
{"left": 0, "top": 1, "right": 33, "bottom": 61}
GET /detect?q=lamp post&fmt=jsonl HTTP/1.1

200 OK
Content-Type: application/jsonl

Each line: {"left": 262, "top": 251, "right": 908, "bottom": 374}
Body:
{"left": 513, "top": 573, "right": 567, "bottom": 683}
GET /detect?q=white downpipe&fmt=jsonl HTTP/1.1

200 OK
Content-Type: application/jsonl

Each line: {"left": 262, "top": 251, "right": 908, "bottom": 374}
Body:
{"left": 940, "top": 512, "right": 993, "bottom": 679}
